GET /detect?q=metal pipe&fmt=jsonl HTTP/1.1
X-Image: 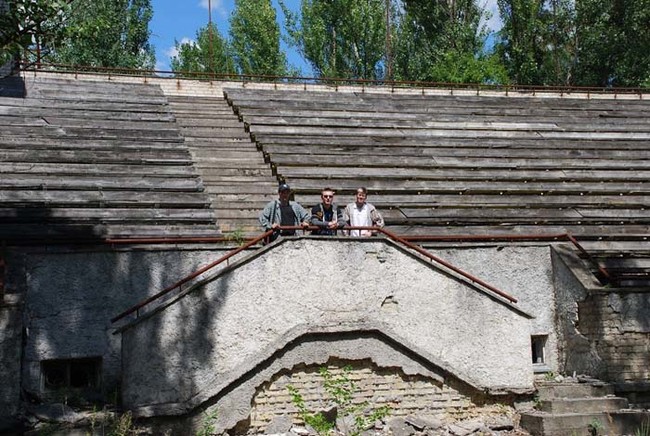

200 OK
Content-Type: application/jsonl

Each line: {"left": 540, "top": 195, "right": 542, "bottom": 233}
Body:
{"left": 110, "top": 229, "right": 275, "bottom": 323}
{"left": 111, "top": 226, "right": 526, "bottom": 324}
{"left": 379, "top": 228, "right": 518, "bottom": 303}
{"left": 19, "top": 61, "right": 649, "bottom": 97}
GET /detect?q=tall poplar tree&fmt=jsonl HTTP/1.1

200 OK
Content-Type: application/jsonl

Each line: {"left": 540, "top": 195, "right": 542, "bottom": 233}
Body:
{"left": 574, "top": 0, "right": 650, "bottom": 87}
{"left": 281, "top": 0, "right": 387, "bottom": 80}
{"left": 230, "top": 0, "right": 288, "bottom": 76}
{"left": 171, "top": 23, "right": 236, "bottom": 78}
{"left": 496, "top": 0, "right": 575, "bottom": 86}
{"left": 52, "top": 0, "right": 155, "bottom": 69}
{"left": 392, "top": 0, "right": 505, "bottom": 84}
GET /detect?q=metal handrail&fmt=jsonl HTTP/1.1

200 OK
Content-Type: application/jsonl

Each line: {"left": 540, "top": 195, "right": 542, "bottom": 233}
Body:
{"left": 110, "top": 228, "right": 275, "bottom": 323}
{"left": 111, "top": 225, "right": 525, "bottom": 324}
{"left": 378, "top": 228, "right": 519, "bottom": 303}
{"left": 19, "top": 61, "right": 649, "bottom": 98}
{"left": 109, "top": 227, "right": 615, "bottom": 323}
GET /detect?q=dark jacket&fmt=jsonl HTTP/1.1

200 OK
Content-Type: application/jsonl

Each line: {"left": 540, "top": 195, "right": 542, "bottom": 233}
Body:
{"left": 310, "top": 203, "right": 345, "bottom": 235}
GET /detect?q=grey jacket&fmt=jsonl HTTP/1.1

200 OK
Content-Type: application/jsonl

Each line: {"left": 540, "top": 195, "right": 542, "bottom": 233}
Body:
{"left": 259, "top": 199, "right": 310, "bottom": 230}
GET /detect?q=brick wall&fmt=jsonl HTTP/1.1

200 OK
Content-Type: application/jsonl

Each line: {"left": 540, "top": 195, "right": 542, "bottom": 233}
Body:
{"left": 578, "top": 292, "right": 650, "bottom": 382}
{"left": 249, "top": 359, "right": 474, "bottom": 433}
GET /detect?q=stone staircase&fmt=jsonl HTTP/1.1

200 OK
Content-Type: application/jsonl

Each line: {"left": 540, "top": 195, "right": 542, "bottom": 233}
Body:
{"left": 520, "top": 381, "right": 650, "bottom": 435}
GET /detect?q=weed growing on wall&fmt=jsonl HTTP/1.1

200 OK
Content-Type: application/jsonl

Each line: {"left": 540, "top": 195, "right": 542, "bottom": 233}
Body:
{"left": 287, "top": 365, "right": 390, "bottom": 435}
{"left": 109, "top": 411, "right": 134, "bottom": 436}
{"left": 195, "top": 409, "right": 219, "bottom": 436}
{"left": 227, "top": 227, "right": 246, "bottom": 246}
{"left": 636, "top": 419, "right": 650, "bottom": 436}
{"left": 588, "top": 418, "right": 603, "bottom": 435}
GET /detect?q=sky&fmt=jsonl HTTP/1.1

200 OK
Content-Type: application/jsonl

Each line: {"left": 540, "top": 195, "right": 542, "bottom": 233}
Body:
{"left": 149, "top": 0, "right": 502, "bottom": 76}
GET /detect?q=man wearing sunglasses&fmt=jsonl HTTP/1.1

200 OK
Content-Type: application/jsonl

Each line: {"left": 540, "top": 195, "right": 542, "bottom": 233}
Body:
{"left": 310, "top": 187, "right": 345, "bottom": 235}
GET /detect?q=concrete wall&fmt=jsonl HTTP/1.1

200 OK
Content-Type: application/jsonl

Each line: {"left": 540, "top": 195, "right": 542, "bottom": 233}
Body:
{"left": 432, "top": 245, "right": 559, "bottom": 371}
{"left": 1, "top": 237, "right": 586, "bottom": 432}
{"left": 120, "top": 238, "right": 535, "bottom": 432}
{"left": 552, "top": 246, "right": 650, "bottom": 383}
{"left": 0, "top": 296, "right": 22, "bottom": 431}
{"left": 16, "top": 245, "right": 236, "bottom": 400}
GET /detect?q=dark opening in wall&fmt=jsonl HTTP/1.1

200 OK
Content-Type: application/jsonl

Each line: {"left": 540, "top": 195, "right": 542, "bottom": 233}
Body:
{"left": 531, "top": 335, "right": 547, "bottom": 364}
{"left": 42, "top": 357, "right": 101, "bottom": 391}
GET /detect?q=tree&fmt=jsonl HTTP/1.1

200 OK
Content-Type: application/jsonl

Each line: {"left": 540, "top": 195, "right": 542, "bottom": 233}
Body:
{"left": 170, "top": 23, "right": 236, "bottom": 78}
{"left": 495, "top": 0, "right": 576, "bottom": 86}
{"left": 392, "top": 0, "right": 502, "bottom": 84}
{"left": 0, "top": 0, "right": 71, "bottom": 66}
{"left": 574, "top": 0, "right": 650, "bottom": 87}
{"left": 52, "top": 0, "right": 155, "bottom": 69}
{"left": 281, "top": 0, "right": 387, "bottom": 80}
{"left": 230, "top": 0, "right": 288, "bottom": 77}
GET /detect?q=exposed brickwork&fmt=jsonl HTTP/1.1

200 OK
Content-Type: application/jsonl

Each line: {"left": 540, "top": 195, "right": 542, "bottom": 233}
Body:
{"left": 578, "top": 292, "right": 650, "bottom": 382}
{"left": 248, "top": 359, "right": 473, "bottom": 433}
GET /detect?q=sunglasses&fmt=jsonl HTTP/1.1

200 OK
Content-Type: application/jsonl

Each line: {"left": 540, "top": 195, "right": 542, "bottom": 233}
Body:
{"left": 322, "top": 195, "right": 334, "bottom": 199}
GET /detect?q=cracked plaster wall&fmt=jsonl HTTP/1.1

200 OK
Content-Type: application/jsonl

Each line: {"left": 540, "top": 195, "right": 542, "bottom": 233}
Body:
{"left": 120, "top": 238, "right": 535, "bottom": 429}
{"left": 17, "top": 246, "right": 234, "bottom": 399}
{"left": 0, "top": 299, "right": 22, "bottom": 430}
{"left": 429, "top": 245, "right": 559, "bottom": 371}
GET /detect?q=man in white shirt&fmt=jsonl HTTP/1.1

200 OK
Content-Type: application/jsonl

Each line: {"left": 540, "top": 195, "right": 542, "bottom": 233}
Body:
{"left": 343, "top": 187, "right": 385, "bottom": 237}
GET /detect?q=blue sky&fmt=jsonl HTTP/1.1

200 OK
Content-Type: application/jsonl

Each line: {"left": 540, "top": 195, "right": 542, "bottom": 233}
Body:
{"left": 149, "top": 0, "right": 501, "bottom": 76}
{"left": 150, "top": 0, "right": 307, "bottom": 74}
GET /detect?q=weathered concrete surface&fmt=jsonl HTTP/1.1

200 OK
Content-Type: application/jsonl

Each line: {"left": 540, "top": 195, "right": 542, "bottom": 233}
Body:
{"left": 120, "top": 238, "right": 535, "bottom": 430}
{"left": 432, "top": 245, "right": 558, "bottom": 370}
{"left": 551, "top": 246, "right": 606, "bottom": 377}
{"left": 0, "top": 295, "right": 23, "bottom": 431}
{"left": 19, "top": 246, "right": 236, "bottom": 399}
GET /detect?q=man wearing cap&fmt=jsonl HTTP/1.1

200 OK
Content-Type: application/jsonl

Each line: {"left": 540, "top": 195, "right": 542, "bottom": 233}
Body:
{"left": 259, "top": 183, "right": 310, "bottom": 242}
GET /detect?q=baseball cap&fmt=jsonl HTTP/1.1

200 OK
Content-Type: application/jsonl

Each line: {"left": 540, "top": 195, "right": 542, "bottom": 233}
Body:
{"left": 278, "top": 183, "right": 291, "bottom": 192}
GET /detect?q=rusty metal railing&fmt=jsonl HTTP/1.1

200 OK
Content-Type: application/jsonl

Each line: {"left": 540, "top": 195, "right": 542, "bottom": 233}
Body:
{"left": 111, "top": 225, "right": 526, "bottom": 324}
{"left": 18, "top": 61, "right": 650, "bottom": 99}
{"left": 110, "top": 228, "right": 275, "bottom": 323}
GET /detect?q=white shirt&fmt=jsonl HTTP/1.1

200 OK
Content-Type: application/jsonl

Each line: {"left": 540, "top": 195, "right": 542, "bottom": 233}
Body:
{"left": 348, "top": 203, "right": 372, "bottom": 237}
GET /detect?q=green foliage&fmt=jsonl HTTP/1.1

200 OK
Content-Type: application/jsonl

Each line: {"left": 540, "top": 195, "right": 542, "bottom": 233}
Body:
{"left": 636, "top": 418, "right": 650, "bottom": 436}
{"left": 287, "top": 384, "right": 335, "bottom": 435}
{"left": 574, "top": 0, "right": 650, "bottom": 87}
{"left": 428, "top": 51, "right": 509, "bottom": 85}
{"left": 230, "top": 0, "right": 288, "bottom": 77}
{"left": 0, "top": 0, "right": 71, "bottom": 66}
{"left": 588, "top": 417, "right": 603, "bottom": 436}
{"left": 392, "top": 0, "right": 491, "bottom": 83}
{"left": 171, "top": 23, "right": 236, "bottom": 78}
{"left": 109, "top": 411, "right": 134, "bottom": 436}
{"left": 51, "top": 0, "right": 155, "bottom": 69}
{"left": 195, "top": 409, "right": 219, "bottom": 436}
{"left": 496, "top": 0, "right": 577, "bottom": 86}
{"left": 227, "top": 227, "right": 247, "bottom": 246}
{"left": 543, "top": 370, "right": 557, "bottom": 381}
{"left": 288, "top": 365, "right": 390, "bottom": 436}
{"left": 281, "top": 0, "right": 387, "bottom": 80}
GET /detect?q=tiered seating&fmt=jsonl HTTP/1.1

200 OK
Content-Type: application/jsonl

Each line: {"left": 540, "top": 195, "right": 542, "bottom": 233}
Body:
{"left": 167, "top": 95, "right": 276, "bottom": 233}
{"left": 0, "top": 77, "right": 219, "bottom": 240}
{"left": 224, "top": 87, "right": 650, "bottom": 287}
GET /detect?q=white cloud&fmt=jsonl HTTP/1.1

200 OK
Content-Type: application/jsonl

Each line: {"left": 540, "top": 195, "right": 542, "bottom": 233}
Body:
{"left": 480, "top": 0, "right": 503, "bottom": 33}
{"left": 199, "top": 0, "right": 227, "bottom": 17}
{"left": 165, "top": 37, "right": 195, "bottom": 60}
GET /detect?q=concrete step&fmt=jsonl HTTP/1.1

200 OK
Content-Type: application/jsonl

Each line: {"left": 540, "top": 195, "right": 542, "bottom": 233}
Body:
{"left": 537, "top": 382, "right": 615, "bottom": 401}
{"left": 520, "top": 410, "right": 650, "bottom": 436}
{"left": 538, "top": 396, "right": 628, "bottom": 414}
